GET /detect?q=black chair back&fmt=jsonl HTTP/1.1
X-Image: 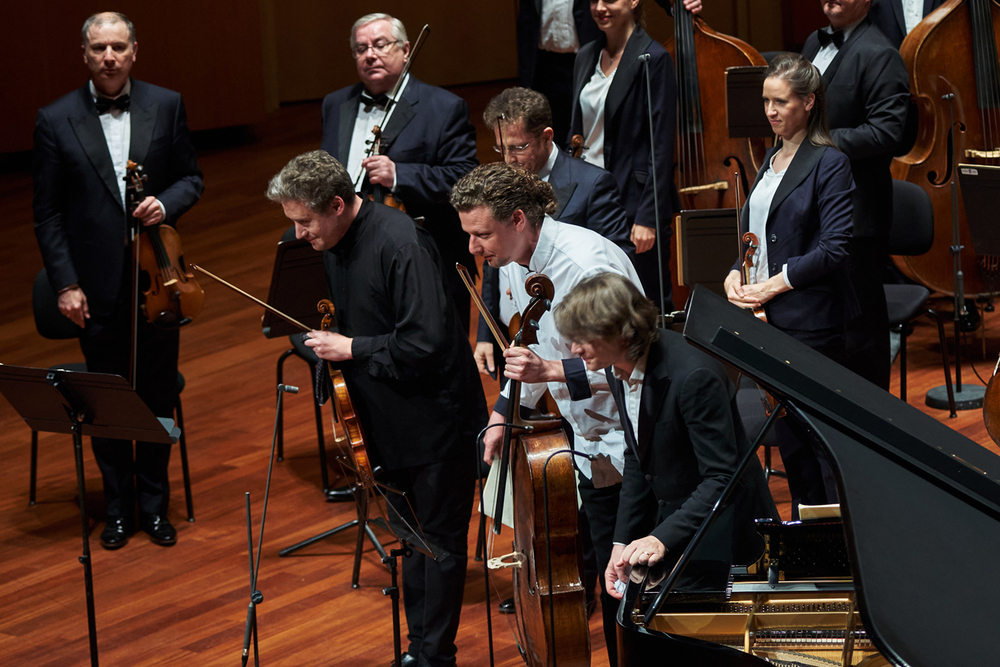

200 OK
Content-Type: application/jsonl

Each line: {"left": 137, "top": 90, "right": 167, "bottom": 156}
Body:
{"left": 888, "top": 180, "right": 934, "bottom": 256}
{"left": 32, "top": 269, "right": 83, "bottom": 340}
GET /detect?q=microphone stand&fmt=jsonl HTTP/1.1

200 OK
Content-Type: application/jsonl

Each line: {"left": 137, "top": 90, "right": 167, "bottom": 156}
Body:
{"left": 925, "top": 91, "right": 984, "bottom": 411}
{"left": 639, "top": 54, "right": 668, "bottom": 320}
{"left": 239, "top": 383, "right": 299, "bottom": 666}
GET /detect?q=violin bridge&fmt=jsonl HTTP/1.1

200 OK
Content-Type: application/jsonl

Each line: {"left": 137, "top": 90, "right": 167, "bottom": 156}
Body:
{"left": 966, "top": 149, "right": 1000, "bottom": 159}
{"left": 487, "top": 552, "right": 525, "bottom": 570}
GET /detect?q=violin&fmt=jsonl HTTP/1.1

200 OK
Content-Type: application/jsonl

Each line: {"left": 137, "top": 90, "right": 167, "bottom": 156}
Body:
{"left": 569, "top": 134, "right": 586, "bottom": 159}
{"left": 456, "top": 265, "right": 588, "bottom": 667}
{"left": 317, "top": 299, "right": 373, "bottom": 489}
{"left": 741, "top": 232, "right": 767, "bottom": 323}
{"left": 367, "top": 125, "right": 406, "bottom": 212}
{"left": 126, "top": 160, "right": 204, "bottom": 328}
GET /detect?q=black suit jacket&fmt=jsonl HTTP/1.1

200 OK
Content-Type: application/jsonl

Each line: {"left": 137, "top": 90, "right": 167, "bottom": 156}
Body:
{"left": 33, "top": 79, "right": 203, "bottom": 319}
{"left": 570, "top": 27, "right": 677, "bottom": 231}
{"left": 803, "top": 18, "right": 909, "bottom": 239}
{"left": 517, "top": 0, "right": 601, "bottom": 87}
{"left": 476, "top": 147, "right": 632, "bottom": 344}
{"left": 608, "top": 330, "right": 775, "bottom": 565}
{"left": 320, "top": 77, "right": 478, "bottom": 273}
{"left": 869, "top": 0, "right": 944, "bottom": 49}
{"left": 735, "top": 142, "right": 860, "bottom": 332}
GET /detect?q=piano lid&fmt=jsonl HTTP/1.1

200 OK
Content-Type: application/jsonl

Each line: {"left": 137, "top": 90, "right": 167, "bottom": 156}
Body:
{"left": 680, "top": 285, "right": 1000, "bottom": 667}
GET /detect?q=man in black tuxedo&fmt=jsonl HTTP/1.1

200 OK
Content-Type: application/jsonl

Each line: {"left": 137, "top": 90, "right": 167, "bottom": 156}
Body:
{"left": 320, "top": 13, "right": 478, "bottom": 329}
{"left": 869, "top": 0, "right": 945, "bottom": 48}
{"left": 33, "top": 12, "right": 203, "bottom": 549}
{"left": 552, "top": 272, "right": 775, "bottom": 598}
{"left": 803, "top": 0, "right": 910, "bottom": 390}
{"left": 474, "top": 86, "right": 632, "bottom": 377}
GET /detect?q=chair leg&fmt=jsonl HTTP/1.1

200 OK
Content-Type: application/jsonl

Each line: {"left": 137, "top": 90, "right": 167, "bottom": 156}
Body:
{"left": 29, "top": 430, "right": 39, "bottom": 505}
{"left": 276, "top": 348, "right": 295, "bottom": 462}
{"left": 311, "top": 382, "right": 331, "bottom": 493}
{"left": 899, "top": 324, "right": 908, "bottom": 403}
{"left": 176, "top": 396, "right": 195, "bottom": 522}
{"left": 927, "top": 309, "right": 957, "bottom": 417}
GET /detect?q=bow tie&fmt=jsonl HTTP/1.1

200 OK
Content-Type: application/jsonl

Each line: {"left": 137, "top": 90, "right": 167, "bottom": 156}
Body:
{"left": 817, "top": 29, "right": 845, "bottom": 48}
{"left": 360, "top": 92, "right": 390, "bottom": 111}
{"left": 95, "top": 94, "right": 130, "bottom": 114}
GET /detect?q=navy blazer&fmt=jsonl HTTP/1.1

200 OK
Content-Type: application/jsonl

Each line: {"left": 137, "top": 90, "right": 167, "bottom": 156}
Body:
{"left": 869, "top": 0, "right": 944, "bottom": 49}
{"left": 734, "top": 141, "right": 860, "bottom": 332}
{"left": 803, "top": 18, "right": 909, "bottom": 239}
{"left": 570, "top": 27, "right": 677, "bottom": 231}
{"left": 517, "top": 0, "right": 601, "bottom": 87}
{"left": 476, "top": 147, "right": 632, "bottom": 345}
{"left": 607, "top": 330, "right": 774, "bottom": 565}
{"left": 33, "top": 79, "right": 203, "bottom": 318}
{"left": 320, "top": 77, "right": 479, "bottom": 272}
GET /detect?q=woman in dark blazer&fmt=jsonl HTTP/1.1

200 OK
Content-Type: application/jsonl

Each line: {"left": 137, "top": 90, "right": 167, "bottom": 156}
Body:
{"left": 569, "top": 0, "right": 676, "bottom": 312}
{"left": 724, "top": 53, "right": 859, "bottom": 516}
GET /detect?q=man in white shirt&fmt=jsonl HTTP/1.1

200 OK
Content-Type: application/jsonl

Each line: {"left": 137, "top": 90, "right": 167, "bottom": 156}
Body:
{"left": 451, "top": 161, "right": 641, "bottom": 665}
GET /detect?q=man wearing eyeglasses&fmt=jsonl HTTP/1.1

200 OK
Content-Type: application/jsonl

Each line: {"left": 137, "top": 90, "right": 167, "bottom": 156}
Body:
{"left": 321, "top": 13, "right": 479, "bottom": 330}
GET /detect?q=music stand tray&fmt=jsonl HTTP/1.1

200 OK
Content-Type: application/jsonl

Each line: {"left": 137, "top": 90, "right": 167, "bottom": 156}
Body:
{"left": 261, "top": 238, "right": 326, "bottom": 338}
{"left": 0, "top": 365, "right": 178, "bottom": 667}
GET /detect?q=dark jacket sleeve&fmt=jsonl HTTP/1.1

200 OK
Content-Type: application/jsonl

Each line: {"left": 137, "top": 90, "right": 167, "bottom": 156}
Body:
{"left": 829, "top": 46, "right": 909, "bottom": 160}
{"left": 32, "top": 108, "right": 77, "bottom": 293}
{"left": 614, "top": 443, "right": 659, "bottom": 544}
{"left": 632, "top": 48, "right": 677, "bottom": 231}
{"left": 156, "top": 96, "right": 204, "bottom": 222}
{"left": 586, "top": 168, "right": 634, "bottom": 253}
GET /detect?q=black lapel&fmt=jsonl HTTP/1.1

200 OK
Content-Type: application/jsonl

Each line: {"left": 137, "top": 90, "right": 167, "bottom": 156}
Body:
{"left": 128, "top": 82, "right": 157, "bottom": 169}
{"left": 574, "top": 41, "right": 602, "bottom": 108}
{"left": 68, "top": 86, "right": 122, "bottom": 211}
{"left": 338, "top": 92, "right": 359, "bottom": 163}
{"left": 606, "top": 27, "right": 653, "bottom": 128}
{"left": 823, "top": 19, "right": 871, "bottom": 85}
{"left": 767, "top": 141, "right": 826, "bottom": 223}
{"left": 552, "top": 182, "right": 577, "bottom": 219}
{"left": 891, "top": 0, "right": 907, "bottom": 34}
{"left": 637, "top": 339, "right": 670, "bottom": 465}
{"left": 381, "top": 79, "right": 419, "bottom": 150}
{"left": 604, "top": 367, "right": 638, "bottom": 456}
{"left": 802, "top": 33, "right": 820, "bottom": 61}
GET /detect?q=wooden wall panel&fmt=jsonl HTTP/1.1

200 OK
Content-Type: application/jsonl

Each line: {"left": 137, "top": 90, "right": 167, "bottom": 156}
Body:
{"left": 2, "top": 2, "right": 267, "bottom": 154}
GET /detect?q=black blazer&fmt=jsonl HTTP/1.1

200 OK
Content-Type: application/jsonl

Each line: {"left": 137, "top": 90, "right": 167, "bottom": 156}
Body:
{"left": 802, "top": 18, "right": 910, "bottom": 239}
{"left": 33, "top": 79, "right": 203, "bottom": 318}
{"left": 734, "top": 142, "right": 860, "bottom": 332}
{"left": 608, "top": 330, "right": 775, "bottom": 565}
{"left": 570, "top": 26, "right": 677, "bottom": 231}
{"left": 517, "top": 0, "right": 601, "bottom": 87}
{"left": 320, "top": 76, "right": 479, "bottom": 273}
{"left": 869, "top": 0, "right": 945, "bottom": 49}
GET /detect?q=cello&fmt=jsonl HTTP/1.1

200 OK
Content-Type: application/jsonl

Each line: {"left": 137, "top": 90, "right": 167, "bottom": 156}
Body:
{"left": 891, "top": 0, "right": 1000, "bottom": 296}
{"left": 459, "top": 267, "right": 589, "bottom": 667}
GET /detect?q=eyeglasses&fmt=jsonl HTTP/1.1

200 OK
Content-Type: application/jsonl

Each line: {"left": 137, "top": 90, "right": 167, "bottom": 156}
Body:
{"left": 492, "top": 137, "right": 536, "bottom": 155}
{"left": 352, "top": 39, "right": 401, "bottom": 58}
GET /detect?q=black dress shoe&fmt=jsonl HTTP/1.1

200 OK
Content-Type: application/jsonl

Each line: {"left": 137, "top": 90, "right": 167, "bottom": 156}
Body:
{"left": 141, "top": 514, "right": 177, "bottom": 546}
{"left": 399, "top": 654, "right": 418, "bottom": 667}
{"left": 498, "top": 597, "right": 515, "bottom": 614}
{"left": 325, "top": 484, "right": 356, "bottom": 503}
{"left": 100, "top": 517, "right": 132, "bottom": 550}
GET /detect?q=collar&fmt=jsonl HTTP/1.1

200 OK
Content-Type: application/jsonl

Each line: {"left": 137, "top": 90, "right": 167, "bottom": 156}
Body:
{"left": 612, "top": 351, "right": 647, "bottom": 388}
{"left": 527, "top": 215, "right": 560, "bottom": 273}
{"left": 537, "top": 142, "right": 558, "bottom": 181}
{"left": 89, "top": 78, "right": 132, "bottom": 103}
{"left": 330, "top": 196, "right": 370, "bottom": 257}
{"left": 826, "top": 15, "right": 866, "bottom": 42}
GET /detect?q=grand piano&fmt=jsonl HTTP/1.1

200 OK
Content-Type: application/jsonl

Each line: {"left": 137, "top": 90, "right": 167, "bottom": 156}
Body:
{"left": 618, "top": 286, "right": 1000, "bottom": 667}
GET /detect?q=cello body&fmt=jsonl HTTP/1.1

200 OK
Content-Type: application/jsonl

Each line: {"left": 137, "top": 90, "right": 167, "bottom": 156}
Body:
{"left": 891, "top": 0, "right": 1000, "bottom": 296}
{"left": 663, "top": 2, "right": 769, "bottom": 305}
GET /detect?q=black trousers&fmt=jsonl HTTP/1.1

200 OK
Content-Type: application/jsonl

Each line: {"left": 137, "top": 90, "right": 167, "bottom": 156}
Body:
{"left": 80, "top": 286, "right": 179, "bottom": 520}
{"left": 577, "top": 475, "right": 622, "bottom": 667}
{"left": 531, "top": 50, "right": 577, "bottom": 150}
{"left": 384, "top": 457, "right": 475, "bottom": 667}
{"left": 632, "top": 232, "right": 674, "bottom": 315}
{"left": 844, "top": 236, "right": 891, "bottom": 390}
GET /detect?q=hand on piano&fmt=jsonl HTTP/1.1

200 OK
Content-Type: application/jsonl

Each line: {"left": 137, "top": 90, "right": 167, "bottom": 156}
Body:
{"left": 606, "top": 537, "right": 667, "bottom": 600}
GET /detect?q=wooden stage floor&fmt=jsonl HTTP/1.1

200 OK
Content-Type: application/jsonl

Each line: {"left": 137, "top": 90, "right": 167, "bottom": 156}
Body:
{"left": 2, "top": 90, "right": 999, "bottom": 666}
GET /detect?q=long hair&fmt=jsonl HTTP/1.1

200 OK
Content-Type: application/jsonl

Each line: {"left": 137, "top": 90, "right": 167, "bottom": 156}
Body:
{"left": 764, "top": 53, "right": 836, "bottom": 149}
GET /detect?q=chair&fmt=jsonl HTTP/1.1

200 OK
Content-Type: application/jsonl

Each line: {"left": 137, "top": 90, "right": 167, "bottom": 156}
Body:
{"left": 884, "top": 180, "right": 956, "bottom": 415}
{"left": 273, "top": 226, "right": 333, "bottom": 497}
{"left": 28, "top": 269, "right": 195, "bottom": 521}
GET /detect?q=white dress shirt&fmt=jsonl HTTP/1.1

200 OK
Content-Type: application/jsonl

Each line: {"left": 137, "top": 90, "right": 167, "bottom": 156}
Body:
{"left": 536, "top": 141, "right": 559, "bottom": 182}
{"left": 90, "top": 80, "right": 131, "bottom": 207}
{"left": 348, "top": 74, "right": 409, "bottom": 190}
{"left": 811, "top": 17, "right": 865, "bottom": 75}
{"left": 612, "top": 353, "right": 647, "bottom": 455}
{"left": 902, "top": 0, "right": 925, "bottom": 35}
{"left": 539, "top": 0, "right": 580, "bottom": 53}
{"left": 497, "top": 216, "right": 643, "bottom": 478}
{"left": 747, "top": 152, "right": 792, "bottom": 287}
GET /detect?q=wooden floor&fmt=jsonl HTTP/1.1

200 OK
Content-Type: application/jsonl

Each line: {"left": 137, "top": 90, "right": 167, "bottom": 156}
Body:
{"left": 2, "top": 86, "right": 1000, "bottom": 666}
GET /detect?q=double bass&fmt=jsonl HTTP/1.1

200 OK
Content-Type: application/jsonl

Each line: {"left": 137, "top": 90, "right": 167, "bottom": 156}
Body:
{"left": 891, "top": 0, "right": 1000, "bottom": 296}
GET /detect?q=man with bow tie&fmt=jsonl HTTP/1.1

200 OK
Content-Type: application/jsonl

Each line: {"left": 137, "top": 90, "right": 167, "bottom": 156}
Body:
{"left": 803, "top": 0, "right": 909, "bottom": 391}
{"left": 320, "top": 13, "right": 479, "bottom": 330}
{"left": 33, "top": 12, "right": 203, "bottom": 549}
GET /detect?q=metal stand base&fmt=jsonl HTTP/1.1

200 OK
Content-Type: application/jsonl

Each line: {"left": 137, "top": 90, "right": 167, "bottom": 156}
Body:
{"left": 926, "top": 383, "right": 984, "bottom": 411}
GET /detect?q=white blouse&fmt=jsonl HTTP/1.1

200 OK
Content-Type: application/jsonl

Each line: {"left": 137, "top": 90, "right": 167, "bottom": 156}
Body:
{"left": 747, "top": 152, "right": 792, "bottom": 287}
{"left": 579, "top": 58, "right": 616, "bottom": 169}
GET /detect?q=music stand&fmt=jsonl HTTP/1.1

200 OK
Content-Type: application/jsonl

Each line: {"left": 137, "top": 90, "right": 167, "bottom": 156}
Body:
{"left": 675, "top": 208, "right": 739, "bottom": 299}
{"left": 726, "top": 66, "right": 771, "bottom": 139}
{"left": 0, "top": 365, "right": 179, "bottom": 667}
{"left": 261, "top": 238, "right": 325, "bottom": 339}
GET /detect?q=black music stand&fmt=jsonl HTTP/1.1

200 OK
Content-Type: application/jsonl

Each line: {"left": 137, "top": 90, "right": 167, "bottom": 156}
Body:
{"left": 725, "top": 66, "right": 771, "bottom": 139}
{"left": 0, "top": 365, "right": 179, "bottom": 667}
{"left": 675, "top": 208, "right": 739, "bottom": 298}
{"left": 261, "top": 237, "right": 325, "bottom": 339}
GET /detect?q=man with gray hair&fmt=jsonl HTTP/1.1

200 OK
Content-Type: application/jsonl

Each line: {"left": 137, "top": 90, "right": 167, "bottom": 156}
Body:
{"left": 33, "top": 11, "right": 202, "bottom": 550}
{"left": 320, "top": 13, "right": 478, "bottom": 329}
{"left": 267, "top": 150, "right": 486, "bottom": 667}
